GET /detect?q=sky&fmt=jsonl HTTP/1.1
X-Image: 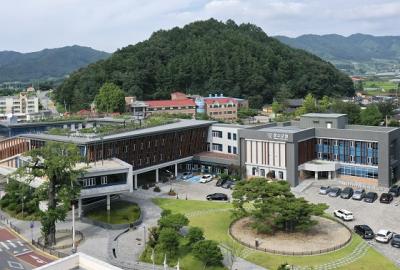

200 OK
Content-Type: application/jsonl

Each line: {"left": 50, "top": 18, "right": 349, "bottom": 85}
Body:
{"left": 1, "top": 0, "right": 400, "bottom": 53}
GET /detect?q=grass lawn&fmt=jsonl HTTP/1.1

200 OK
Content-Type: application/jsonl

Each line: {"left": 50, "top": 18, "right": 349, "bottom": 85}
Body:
{"left": 363, "top": 80, "right": 398, "bottom": 93}
{"left": 153, "top": 198, "right": 399, "bottom": 270}
{"left": 86, "top": 200, "right": 140, "bottom": 224}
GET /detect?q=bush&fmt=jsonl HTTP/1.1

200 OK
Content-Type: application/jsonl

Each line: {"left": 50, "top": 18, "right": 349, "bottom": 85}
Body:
{"left": 192, "top": 240, "right": 223, "bottom": 267}
{"left": 168, "top": 188, "right": 176, "bottom": 196}
{"left": 158, "top": 213, "right": 189, "bottom": 231}
{"left": 153, "top": 186, "right": 161, "bottom": 192}
{"left": 187, "top": 227, "right": 204, "bottom": 246}
{"left": 142, "top": 184, "right": 149, "bottom": 190}
{"left": 158, "top": 227, "right": 180, "bottom": 255}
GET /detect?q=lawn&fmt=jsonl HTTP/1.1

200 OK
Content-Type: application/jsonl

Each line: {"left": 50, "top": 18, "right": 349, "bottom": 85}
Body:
{"left": 153, "top": 198, "right": 399, "bottom": 270}
{"left": 363, "top": 80, "right": 398, "bottom": 93}
{"left": 85, "top": 200, "right": 140, "bottom": 224}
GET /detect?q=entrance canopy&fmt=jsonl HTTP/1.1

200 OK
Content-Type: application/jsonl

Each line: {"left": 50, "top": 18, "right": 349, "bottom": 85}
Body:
{"left": 298, "top": 160, "right": 340, "bottom": 172}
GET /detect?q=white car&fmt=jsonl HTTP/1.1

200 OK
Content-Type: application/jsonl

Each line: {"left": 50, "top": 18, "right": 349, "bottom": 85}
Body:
{"left": 333, "top": 209, "right": 354, "bottom": 221}
{"left": 375, "top": 229, "right": 393, "bottom": 243}
{"left": 199, "top": 174, "right": 213, "bottom": 183}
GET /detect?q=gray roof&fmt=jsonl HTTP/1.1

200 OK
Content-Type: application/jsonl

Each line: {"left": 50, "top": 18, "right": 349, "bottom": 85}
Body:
{"left": 302, "top": 113, "right": 347, "bottom": 118}
{"left": 19, "top": 119, "right": 215, "bottom": 144}
{"left": 258, "top": 126, "right": 306, "bottom": 134}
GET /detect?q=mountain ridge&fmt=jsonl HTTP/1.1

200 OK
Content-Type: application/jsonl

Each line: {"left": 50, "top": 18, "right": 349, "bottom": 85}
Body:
{"left": 0, "top": 45, "right": 110, "bottom": 83}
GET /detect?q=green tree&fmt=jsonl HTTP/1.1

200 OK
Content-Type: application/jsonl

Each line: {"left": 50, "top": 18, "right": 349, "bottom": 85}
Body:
{"left": 192, "top": 240, "right": 223, "bottom": 268}
{"left": 388, "top": 119, "right": 400, "bottom": 127}
{"left": 248, "top": 95, "right": 264, "bottom": 109}
{"left": 377, "top": 101, "right": 394, "bottom": 118}
{"left": 158, "top": 213, "right": 189, "bottom": 231}
{"left": 331, "top": 99, "right": 361, "bottom": 124}
{"left": 94, "top": 82, "right": 126, "bottom": 113}
{"left": 360, "top": 105, "right": 383, "bottom": 126}
{"left": 271, "top": 101, "right": 284, "bottom": 114}
{"left": 232, "top": 178, "right": 327, "bottom": 233}
{"left": 158, "top": 227, "right": 180, "bottom": 255}
{"left": 187, "top": 227, "right": 204, "bottom": 246}
{"left": 296, "top": 93, "right": 317, "bottom": 116}
{"left": 319, "top": 96, "right": 331, "bottom": 112}
{"left": 16, "top": 142, "right": 83, "bottom": 246}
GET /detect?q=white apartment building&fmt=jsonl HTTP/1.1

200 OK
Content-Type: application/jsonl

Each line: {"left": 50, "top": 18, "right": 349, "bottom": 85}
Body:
{"left": 0, "top": 92, "right": 39, "bottom": 116}
{"left": 207, "top": 123, "right": 248, "bottom": 155}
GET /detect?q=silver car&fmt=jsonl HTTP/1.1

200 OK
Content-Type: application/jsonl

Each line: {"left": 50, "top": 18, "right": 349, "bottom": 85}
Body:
{"left": 319, "top": 186, "right": 331, "bottom": 195}
{"left": 352, "top": 189, "right": 366, "bottom": 200}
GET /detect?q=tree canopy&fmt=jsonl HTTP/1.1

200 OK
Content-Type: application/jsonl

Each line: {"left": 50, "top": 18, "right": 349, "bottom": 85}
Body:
{"left": 16, "top": 142, "right": 83, "bottom": 246}
{"left": 232, "top": 178, "right": 328, "bottom": 233}
{"left": 55, "top": 19, "right": 354, "bottom": 111}
{"left": 94, "top": 82, "right": 126, "bottom": 113}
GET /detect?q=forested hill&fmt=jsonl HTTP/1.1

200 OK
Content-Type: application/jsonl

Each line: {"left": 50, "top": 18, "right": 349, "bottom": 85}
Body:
{"left": 56, "top": 19, "right": 354, "bottom": 111}
{"left": 0, "top": 45, "right": 110, "bottom": 83}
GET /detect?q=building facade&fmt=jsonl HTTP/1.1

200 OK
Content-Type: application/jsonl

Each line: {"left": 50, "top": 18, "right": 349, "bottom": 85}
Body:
{"left": 0, "top": 92, "right": 39, "bottom": 115}
{"left": 239, "top": 113, "right": 400, "bottom": 187}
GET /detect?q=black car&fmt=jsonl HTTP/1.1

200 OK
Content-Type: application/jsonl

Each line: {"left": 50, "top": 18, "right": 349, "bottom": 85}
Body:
{"left": 364, "top": 192, "right": 378, "bottom": 203}
{"left": 216, "top": 178, "right": 227, "bottom": 187}
{"left": 391, "top": 234, "right": 400, "bottom": 248}
{"left": 222, "top": 180, "right": 234, "bottom": 189}
{"left": 328, "top": 187, "right": 342, "bottom": 197}
{"left": 354, "top": 225, "right": 375, "bottom": 239}
{"left": 389, "top": 185, "right": 400, "bottom": 197}
{"left": 206, "top": 193, "right": 228, "bottom": 201}
{"left": 379, "top": 193, "right": 393, "bottom": 204}
{"left": 340, "top": 187, "right": 354, "bottom": 199}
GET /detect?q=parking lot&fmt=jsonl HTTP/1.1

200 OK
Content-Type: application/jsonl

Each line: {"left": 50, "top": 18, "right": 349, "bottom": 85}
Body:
{"left": 299, "top": 182, "right": 400, "bottom": 267}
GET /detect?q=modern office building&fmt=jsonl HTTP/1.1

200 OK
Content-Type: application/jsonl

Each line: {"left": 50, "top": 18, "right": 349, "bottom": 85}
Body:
{"left": 239, "top": 113, "right": 400, "bottom": 187}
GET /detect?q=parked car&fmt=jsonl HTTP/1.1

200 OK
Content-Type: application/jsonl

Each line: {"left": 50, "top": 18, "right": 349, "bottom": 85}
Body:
{"left": 379, "top": 193, "right": 393, "bottom": 204}
{"left": 181, "top": 172, "right": 193, "bottom": 180}
{"left": 375, "top": 229, "right": 393, "bottom": 243}
{"left": 364, "top": 192, "right": 378, "bottom": 203}
{"left": 319, "top": 186, "right": 331, "bottom": 195}
{"left": 328, "top": 187, "right": 342, "bottom": 197}
{"left": 340, "top": 187, "right": 354, "bottom": 199}
{"left": 334, "top": 209, "right": 354, "bottom": 221}
{"left": 222, "top": 180, "right": 234, "bottom": 189}
{"left": 391, "top": 234, "right": 400, "bottom": 248}
{"left": 229, "top": 181, "right": 237, "bottom": 190}
{"left": 388, "top": 185, "right": 400, "bottom": 197}
{"left": 199, "top": 174, "right": 213, "bottom": 183}
{"left": 352, "top": 189, "right": 366, "bottom": 200}
{"left": 354, "top": 225, "right": 375, "bottom": 239}
{"left": 206, "top": 193, "right": 228, "bottom": 201}
{"left": 215, "top": 178, "right": 227, "bottom": 187}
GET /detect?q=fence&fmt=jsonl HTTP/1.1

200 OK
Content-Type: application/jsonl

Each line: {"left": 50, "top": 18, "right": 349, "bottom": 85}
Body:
{"left": 228, "top": 217, "right": 353, "bottom": 256}
{"left": 32, "top": 239, "right": 69, "bottom": 258}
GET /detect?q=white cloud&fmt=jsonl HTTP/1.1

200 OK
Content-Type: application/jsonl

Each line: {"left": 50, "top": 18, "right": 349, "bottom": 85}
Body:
{"left": 0, "top": 0, "right": 398, "bottom": 52}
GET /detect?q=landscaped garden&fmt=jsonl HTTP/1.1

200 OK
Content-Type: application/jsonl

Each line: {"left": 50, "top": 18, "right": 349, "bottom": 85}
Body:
{"left": 86, "top": 200, "right": 141, "bottom": 224}
{"left": 152, "top": 194, "right": 399, "bottom": 270}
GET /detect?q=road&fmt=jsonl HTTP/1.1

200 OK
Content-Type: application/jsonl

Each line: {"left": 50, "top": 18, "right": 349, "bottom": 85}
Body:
{"left": 0, "top": 226, "right": 54, "bottom": 270}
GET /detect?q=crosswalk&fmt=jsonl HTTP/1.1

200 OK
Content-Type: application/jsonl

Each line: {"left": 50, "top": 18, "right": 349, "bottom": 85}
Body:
{"left": 0, "top": 240, "right": 25, "bottom": 252}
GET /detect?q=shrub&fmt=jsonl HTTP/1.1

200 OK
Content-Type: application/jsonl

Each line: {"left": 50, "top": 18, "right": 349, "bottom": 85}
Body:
{"left": 142, "top": 184, "right": 149, "bottom": 190}
{"left": 187, "top": 227, "right": 204, "bottom": 246}
{"left": 192, "top": 240, "right": 223, "bottom": 267}
{"left": 153, "top": 186, "right": 161, "bottom": 192}
{"left": 158, "top": 213, "right": 189, "bottom": 231}
{"left": 158, "top": 227, "right": 180, "bottom": 255}
{"left": 167, "top": 188, "right": 176, "bottom": 196}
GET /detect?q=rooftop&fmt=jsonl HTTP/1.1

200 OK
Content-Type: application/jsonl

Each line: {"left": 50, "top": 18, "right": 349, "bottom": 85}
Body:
{"left": 145, "top": 99, "right": 195, "bottom": 107}
{"left": 20, "top": 119, "right": 214, "bottom": 144}
{"left": 302, "top": 113, "right": 347, "bottom": 118}
{"left": 258, "top": 125, "right": 306, "bottom": 134}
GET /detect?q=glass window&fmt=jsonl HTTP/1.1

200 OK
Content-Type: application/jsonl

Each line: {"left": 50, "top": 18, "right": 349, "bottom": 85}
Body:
{"left": 228, "top": 146, "right": 232, "bottom": 153}
{"left": 228, "top": 132, "right": 232, "bottom": 140}
{"left": 233, "top": 133, "right": 237, "bottom": 140}
{"left": 233, "top": 147, "right": 237, "bottom": 154}
{"left": 101, "top": 176, "right": 107, "bottom": 185}
{"left": 252, "top": 167, "right": 257, "bottom": 175}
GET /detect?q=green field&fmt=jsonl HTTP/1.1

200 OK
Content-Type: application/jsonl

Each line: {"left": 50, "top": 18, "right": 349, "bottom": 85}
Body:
{"left": 363, "top": 80, "right": 398, "bottom": 95}
{"left": 153, "top": 198, "right": 399, "bottom": 270}
{"left": 86, "top": 200, "right": 141, "bottom": 224}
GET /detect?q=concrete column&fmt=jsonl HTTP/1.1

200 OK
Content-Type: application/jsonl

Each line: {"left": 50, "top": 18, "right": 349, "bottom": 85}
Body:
{"left": 106, "top": 194, "right": 110, "bottom": 211}
{"left": 78, "top": 199, "right": 82, "bottom": 218}
{"left": 328, "top": 171, "right": 332, "bottom": 180}
{"left": 175, "top": 163, "right": 178, "bottom": 177}
{"left": 315, "top": 171, "right": 318, "bottom": 180}
{"left": 156, "top": 168, "right": 159, "bottom": 183}
{"left": 134, "top": 174, "right": 138, "bottom": 190}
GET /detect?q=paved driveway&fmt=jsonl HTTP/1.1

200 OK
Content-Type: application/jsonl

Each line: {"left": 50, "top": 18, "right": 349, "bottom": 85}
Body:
{"left": 0, "top": 226, "right": 54, "bottom": 270}
{"left": 298, "top": 183, "right": 400, "bottom": 267}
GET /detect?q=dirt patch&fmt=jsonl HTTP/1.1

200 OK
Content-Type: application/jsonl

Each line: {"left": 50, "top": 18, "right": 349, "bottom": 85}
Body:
{"left": 231, "top": 216, "right": 351, "bottom": 254}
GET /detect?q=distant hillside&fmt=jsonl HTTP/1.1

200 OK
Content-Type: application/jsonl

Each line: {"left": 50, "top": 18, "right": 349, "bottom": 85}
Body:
{"left": 56, "top": 19, "right": 353, "bottom": 111}
{"left": 0, "top": 45, "right": 110, "bottom": 83}
{"left": 275, "top": 34, "right": 400, "bottom": 74}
